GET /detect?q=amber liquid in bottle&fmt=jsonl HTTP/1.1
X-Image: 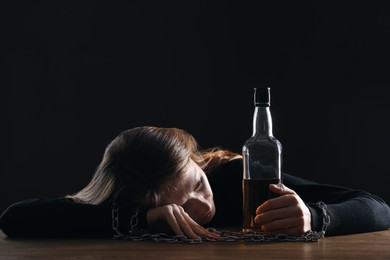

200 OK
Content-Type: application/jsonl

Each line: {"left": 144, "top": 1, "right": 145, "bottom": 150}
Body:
{"left": 242, "top": 178, "right": 280, "bottom": 232}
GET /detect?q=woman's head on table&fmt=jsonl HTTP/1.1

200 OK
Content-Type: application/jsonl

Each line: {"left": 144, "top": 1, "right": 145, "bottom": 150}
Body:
{"left": 68, "top": 126, "right": 238, "bottom": 225}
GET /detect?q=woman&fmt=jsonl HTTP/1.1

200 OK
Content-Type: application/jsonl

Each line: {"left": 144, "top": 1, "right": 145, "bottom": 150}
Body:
{"left": 1, "top": 126, "right": 389, "bottom": 239}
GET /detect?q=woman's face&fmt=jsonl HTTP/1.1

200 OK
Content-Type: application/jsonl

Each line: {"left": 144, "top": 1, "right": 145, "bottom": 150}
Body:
{"left": 160, "top": 159, "right": 216, "bottom": 225}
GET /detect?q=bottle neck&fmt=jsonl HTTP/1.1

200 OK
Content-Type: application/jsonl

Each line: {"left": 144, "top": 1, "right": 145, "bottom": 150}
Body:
{"left": 252, "top": 106, "right": 273, "bottom": 137}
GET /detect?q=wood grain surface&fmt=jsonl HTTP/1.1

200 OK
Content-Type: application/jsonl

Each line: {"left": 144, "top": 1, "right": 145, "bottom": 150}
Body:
{"left": 1, "top": 229, "right": 389, "bottom": 259}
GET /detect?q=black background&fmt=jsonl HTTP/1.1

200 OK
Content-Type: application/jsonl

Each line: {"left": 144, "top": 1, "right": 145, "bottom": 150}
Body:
{"left": 1, "top": 1, "right": 390, "bottom": 214}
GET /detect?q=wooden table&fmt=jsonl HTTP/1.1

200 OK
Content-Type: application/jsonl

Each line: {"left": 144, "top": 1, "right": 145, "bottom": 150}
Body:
{"left": 1, "top": 229, "right": 390, "bottom": 259}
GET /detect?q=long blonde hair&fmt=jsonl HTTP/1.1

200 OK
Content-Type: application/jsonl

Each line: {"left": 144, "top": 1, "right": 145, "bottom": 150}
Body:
{"left": 67, "top": 126, "right": 241, "bottom": 208}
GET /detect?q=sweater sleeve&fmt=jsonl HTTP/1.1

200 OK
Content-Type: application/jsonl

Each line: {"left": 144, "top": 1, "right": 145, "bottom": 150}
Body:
{"left": 283, "top": 174, "right": 390, "bottom": 236}
{"left": 0, "top": 198, "right": 114, "bottom": 238}
{"left": 0, "top": 198, "right": 151, "bottom": 238}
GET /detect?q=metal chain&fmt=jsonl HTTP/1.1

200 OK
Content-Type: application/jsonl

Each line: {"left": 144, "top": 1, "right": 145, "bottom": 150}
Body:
{"left": 111, "top": 204, "right": 123, "bottom": 237}
{"left": 111, "top": 205, "right": 323, "bottom": 243}
{"left": 316, "top": 201, "right": 331, "bottom": 237}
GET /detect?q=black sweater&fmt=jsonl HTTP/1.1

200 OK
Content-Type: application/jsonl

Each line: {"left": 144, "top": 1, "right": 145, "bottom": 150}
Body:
{"left": 1, "top": 159, "right": 389, "bottom": 238}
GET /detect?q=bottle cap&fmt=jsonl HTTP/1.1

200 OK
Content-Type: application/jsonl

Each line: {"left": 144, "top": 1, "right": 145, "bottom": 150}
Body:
{"left": 254, "top": 87, "right": 270, "bottom": 107}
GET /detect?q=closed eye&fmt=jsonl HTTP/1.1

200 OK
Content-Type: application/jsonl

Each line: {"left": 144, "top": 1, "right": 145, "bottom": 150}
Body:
{"left": 194, "top": 176, "right": 203, "bottom": 191}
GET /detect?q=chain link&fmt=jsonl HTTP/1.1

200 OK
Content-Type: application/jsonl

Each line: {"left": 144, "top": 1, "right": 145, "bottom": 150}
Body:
{"left": 111, "top": 205, "right": 323, "bottom": 243}
{"left": 316, "top": 201, "right": 330, "bottom": 237}
{"left": 111, "top": 204, "right": 123, "bottom": 237}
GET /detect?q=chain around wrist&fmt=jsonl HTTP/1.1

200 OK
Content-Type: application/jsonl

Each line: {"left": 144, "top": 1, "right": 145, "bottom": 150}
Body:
{"left": 316, "top": 201, "right": 331, "bottom": 237}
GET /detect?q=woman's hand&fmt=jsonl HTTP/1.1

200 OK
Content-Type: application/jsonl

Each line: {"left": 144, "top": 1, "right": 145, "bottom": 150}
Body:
{"left": 146, "top": 204, "right": 219, "bottom": 240}
{"left": 254, "top": 183, "right": 312, "bottom": 236}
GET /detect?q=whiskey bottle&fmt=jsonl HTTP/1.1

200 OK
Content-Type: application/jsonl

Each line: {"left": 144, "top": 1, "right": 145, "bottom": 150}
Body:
{"left": 242, "top": 87, "right": 282, "bottom": 232}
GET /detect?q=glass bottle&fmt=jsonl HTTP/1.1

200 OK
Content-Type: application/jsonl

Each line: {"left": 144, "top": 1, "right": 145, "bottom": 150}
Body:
{"left": 242, "top": 87, "right": 282, "bottom": 232}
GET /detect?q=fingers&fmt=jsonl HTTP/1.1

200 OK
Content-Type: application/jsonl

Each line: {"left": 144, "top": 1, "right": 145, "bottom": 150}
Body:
{"left": 180, "top": 210, "right": 220, "bottom": 239}
{"left": 166, "top": 205, "right": 198, "bottom": 239}
{"left": 149, "top": 204, "right": 219, "bottom": 240}
{"left": 255, "top": 205, "right": 302, "bottom": 224}
{"left": 254, "top": 206, "right": 305, "bottom": 232}
{"left": 256, "top": 193, "right": 299, "bottom": 214}
{"left": 257, "top": 217, "right": 307, "bottom": 235}
{"left": 269, "top": 183, "right": 296, "bottom": 196}
{"left": 253, "top": 184, "right": 312, "bottom": 236}
{"left": 172, "top": 206, "right": 217, "bottom": 239}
